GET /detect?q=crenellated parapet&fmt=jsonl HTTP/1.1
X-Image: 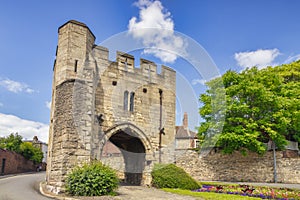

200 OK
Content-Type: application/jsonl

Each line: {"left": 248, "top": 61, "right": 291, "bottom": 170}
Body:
{"left": 91, "top": 47, "right": 176, "bottom": 89}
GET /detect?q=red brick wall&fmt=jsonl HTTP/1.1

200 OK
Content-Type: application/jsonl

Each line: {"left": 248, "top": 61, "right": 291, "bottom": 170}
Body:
{"left": 0, "top": 148, "right": 37, "bottom": 175}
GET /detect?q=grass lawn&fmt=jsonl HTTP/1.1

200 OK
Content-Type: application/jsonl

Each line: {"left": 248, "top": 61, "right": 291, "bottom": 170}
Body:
{"left": 162, "top": 188, "right": 261, "bottom": 200}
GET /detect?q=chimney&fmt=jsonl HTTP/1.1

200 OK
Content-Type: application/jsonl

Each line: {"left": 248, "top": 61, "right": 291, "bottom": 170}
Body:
{"left": 183, "top": 112, "right": 188, "bottom": 129}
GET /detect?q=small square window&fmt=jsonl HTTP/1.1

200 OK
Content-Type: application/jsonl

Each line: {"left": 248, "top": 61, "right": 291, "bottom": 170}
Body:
{"left": 112, "top": 81, "right": 117, "bottom": 86}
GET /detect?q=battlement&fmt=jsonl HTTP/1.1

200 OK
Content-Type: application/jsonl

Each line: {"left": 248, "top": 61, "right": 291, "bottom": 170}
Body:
{"left": 92, "top": 45, "right": 176, "bottom": 83}
{"left": 117, "top": 51, "right": 135, "bottom": 72}
{"left": 53, "top": 20, "right": 175, "bottom": 87}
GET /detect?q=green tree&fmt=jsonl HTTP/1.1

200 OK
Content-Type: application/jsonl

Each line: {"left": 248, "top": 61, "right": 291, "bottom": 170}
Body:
{"left": 20, "top": 142, "right": 43, "bottom": 163}
{"left": 0, "top": 133, "right": 43, "bottom": 163}
{"left": 198, "top": 61, "right": 300, "bottom": 155}
{"left": 0, "top": 133, "right": 23, "bottom": 153}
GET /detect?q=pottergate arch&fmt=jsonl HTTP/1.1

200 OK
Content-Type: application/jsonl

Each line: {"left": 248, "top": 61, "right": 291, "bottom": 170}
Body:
{"left": 99, "top": 123, "right": 154, "bottom": 185}
{"left": 46, "top": 20, "right": 176, "bottom": 193}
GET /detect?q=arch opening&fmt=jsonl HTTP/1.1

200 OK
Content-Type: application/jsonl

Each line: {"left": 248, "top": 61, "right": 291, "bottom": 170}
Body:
{"left": 102, "top": 128, "right": 147, "bottom": 185}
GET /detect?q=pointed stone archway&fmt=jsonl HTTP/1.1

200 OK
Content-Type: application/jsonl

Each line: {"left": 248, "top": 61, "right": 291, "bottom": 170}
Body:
{"left": 99, "top": 123, "right": 154, "bottom": 185}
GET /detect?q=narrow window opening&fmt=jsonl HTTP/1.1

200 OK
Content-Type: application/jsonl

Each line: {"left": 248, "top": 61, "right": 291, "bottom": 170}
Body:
{"left": 112, "top": 81, "right": 117, "bottom": 86}
{"left": 55, "top": 45, "right": 58, "bottom": 56}
{"left": 124, "top": 91, "right": 129, "bottom": 111}
{"left": 74, "top": 60, "right": 78, "bottom": 72}
{"left": 53, "top": 59, "right": 56, "bottom": 71}
{"left": 130, "top": 92, "right": 135, "bottom": 112}
{"left": 143, "top": 88, "right": 147, "bottom": 93}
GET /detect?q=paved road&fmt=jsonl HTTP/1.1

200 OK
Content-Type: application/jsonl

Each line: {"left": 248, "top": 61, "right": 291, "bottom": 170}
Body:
{"left": 0, "top": 172, "right": 53, "bottom": 200}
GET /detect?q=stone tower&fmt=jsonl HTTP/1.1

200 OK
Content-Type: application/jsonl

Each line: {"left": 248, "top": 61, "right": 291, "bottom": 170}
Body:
{"left": 46, "top": 20, "right": 176, "bottom": 194}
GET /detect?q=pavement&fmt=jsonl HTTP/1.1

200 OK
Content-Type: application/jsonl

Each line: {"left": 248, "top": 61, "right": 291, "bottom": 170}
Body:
{"left": 0, "top": 172, "right": 52, "bottom": 200}
{"left": 40, "top": 179, "right": 300, "bottom": 200}
{"left": 0, "top": 171, "right": 37, "bottom": 179}
{"left": 1, "top": 172, "right": 300, "bottom": 200}
{"left": 40, "top": 181, "right": 198, "bottom": 200}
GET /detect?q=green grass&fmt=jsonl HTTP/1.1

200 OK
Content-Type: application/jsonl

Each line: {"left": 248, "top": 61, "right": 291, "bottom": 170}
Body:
{"left": 162, "top": 188, "right": 261, "bottom": 200}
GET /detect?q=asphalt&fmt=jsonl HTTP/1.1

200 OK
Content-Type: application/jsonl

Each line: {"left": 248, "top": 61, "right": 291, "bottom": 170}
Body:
{"left": 0, "top": 172, "right": 53, "bottom": 200}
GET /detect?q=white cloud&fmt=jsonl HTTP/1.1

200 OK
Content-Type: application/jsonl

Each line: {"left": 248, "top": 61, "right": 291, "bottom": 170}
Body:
{"left": 0, "top": 78, "right": 34, "bottom": 93}
{"left": 234, "top": 49, "right": 280, "bottom": 69}
{"left": 192, "top": 79, "right": 206, "bottom": 85}
{"left": 45, "top": 101, "right": 51, "bottom": 110}
{"left": 128, "top": 0, "right": 187, "bottom": 63}
{"left": 0, "top": 113, "right": 49, "bottom": 143}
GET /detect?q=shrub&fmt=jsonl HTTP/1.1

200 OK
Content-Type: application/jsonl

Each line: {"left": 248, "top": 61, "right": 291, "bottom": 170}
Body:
{"left": 66, "top": 161, "right": 119, "bottom": 196}
{"left": 151, "top": 163, "right": 200, "bottom": 190}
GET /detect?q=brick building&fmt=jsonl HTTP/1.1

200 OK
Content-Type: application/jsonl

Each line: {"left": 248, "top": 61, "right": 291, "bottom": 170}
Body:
{"left": 0, "top": 148, "right": 36, "bottom": 175}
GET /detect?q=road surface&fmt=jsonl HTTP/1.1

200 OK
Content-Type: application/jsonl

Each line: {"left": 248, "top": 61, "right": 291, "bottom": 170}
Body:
{"left": 0, "top": 172, "right": 52, "bottom": 200}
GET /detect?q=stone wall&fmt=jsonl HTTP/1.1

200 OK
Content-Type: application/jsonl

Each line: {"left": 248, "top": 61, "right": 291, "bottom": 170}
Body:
{"left": 101, "top": 155, "right": 125, "bottom": 179}
{"left": 47, "top": 20, "right": 96, "bottom": 193}
{"left": 94, "top": 51, "right": 176, "bottom": 154}
{"left": 0, "top": 148, "right": 37, "bottom": 175}
{"left": 47, "top": 20, "right": 177, "bottom": 193}
{"left": 176, "top": 150, "right": 300, "bottom": 183}
{"left": 47, "top": 80, "right": 93, "bottom": 194}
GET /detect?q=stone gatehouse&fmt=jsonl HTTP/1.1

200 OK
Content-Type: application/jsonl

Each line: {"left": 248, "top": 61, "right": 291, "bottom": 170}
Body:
{"left": 46, "top": 20, "right": 176, "bottom": 193}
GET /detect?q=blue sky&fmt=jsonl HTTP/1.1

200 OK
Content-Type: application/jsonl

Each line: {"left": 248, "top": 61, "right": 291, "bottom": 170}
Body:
{"left": 0, "top": 0, "right": 300, "bottom": 142}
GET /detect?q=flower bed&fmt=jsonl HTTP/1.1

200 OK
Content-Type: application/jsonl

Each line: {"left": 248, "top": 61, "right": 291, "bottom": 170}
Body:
{"left": 193, "top": 184, "right": 300, "bottom": 200}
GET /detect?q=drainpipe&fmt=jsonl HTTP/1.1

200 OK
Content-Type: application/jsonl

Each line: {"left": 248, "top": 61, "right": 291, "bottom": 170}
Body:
{"left": 159, "top": 89, "right": 164, "bottom": 163}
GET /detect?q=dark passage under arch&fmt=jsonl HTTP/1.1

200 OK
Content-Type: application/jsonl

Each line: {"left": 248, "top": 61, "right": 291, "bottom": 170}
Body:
{"left": 109, "top": 128, "right": 146, "bottom": 185}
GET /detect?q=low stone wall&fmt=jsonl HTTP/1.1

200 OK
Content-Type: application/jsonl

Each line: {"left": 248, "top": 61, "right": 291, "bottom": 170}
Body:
{"left": 0, "top": 148, "right": 37, "bottom": 175}
{"left": 176, "top": 150, "right": 300, "bottom": 183}
{"left": 101, "top": 155, "right": 125, "bottom": 179}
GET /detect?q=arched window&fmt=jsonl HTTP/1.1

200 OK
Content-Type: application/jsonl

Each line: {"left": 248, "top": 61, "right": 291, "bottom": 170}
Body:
{"left": 124, "top": 91, "right": 129, "bottom": 111}
{"left": 130, "top": 92, "right": 135, "bottom": 112}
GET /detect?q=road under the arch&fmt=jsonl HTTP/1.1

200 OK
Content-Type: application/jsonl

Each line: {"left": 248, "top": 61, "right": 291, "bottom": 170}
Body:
{"left": 109, "top": 129, "right": 146, "bottom": 185}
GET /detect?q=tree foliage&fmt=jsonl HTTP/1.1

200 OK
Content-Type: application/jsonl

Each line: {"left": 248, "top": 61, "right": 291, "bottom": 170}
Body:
{"left": 0, "top": 133, "right": 23, "bottom": 153}
{"left": 0, "top": 133, "right": 43, "bottom": 163}
{"left": 20, "top": 142, "right": 43, "bottom": 163}
{"left": 198, "top": 61, "right": 300, "bottom": 155}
